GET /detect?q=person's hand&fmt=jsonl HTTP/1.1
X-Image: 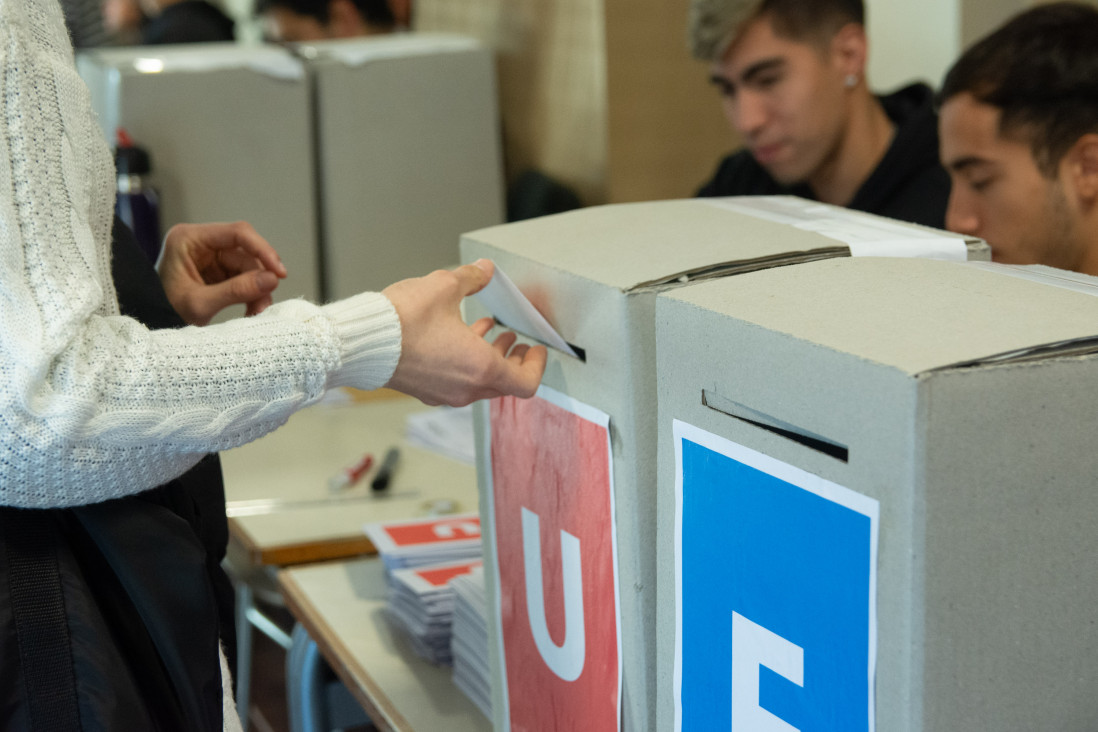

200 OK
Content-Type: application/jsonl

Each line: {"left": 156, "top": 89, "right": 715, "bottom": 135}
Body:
{"left": 382, "top": 259, "right": 548, "bottom": 406}
{"left": 156, "top": 221, "right": 288, "bottom": 326}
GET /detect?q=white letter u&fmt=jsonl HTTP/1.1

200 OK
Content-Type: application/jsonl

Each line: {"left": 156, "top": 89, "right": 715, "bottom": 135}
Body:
{"left": 521, "top": 507, "right": 585, "bottom": 682}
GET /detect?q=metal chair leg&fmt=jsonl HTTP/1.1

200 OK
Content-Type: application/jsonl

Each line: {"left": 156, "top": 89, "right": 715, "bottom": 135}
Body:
{"left": 235, "top": 581, "right": 255, "bottom": 727}
{"left": 287, "top": 622, "right": 328, "bottom": 732}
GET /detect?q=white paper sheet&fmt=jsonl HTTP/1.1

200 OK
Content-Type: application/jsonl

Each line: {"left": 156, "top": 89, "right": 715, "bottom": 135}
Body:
{"left": 708, "top": 195, "right": 969, "bottom": 261}
{"left": 405, "top": 405, "right": 475, "bottom": 465}
{"left": 473, "top": 265, "right": 578, "bottom": 357}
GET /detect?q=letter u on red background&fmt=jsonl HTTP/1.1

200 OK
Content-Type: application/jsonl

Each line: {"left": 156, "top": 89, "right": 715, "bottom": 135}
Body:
{"left": 489, "top": 388, "right": 620, "bottom": 732}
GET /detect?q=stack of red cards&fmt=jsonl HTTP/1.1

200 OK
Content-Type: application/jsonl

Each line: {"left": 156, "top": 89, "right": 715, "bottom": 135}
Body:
{"left": 386, "top": 558, "right": 482, "bottom": 665}
{"left": 363, "top": 513, "right": 483, "bottom": 573}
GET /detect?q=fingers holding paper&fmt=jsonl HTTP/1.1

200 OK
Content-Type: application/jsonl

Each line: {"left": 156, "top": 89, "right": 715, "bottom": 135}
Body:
{"left": 382, "top": 259, "right": 547, "bottom": 407}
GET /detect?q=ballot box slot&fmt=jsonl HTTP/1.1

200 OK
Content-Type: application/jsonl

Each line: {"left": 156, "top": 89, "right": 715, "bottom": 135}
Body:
{"left": 631, "top": 247, "right": 847, "bottom": 292}
{"left": 701, "top": 389, "right": 848, "bottom": 462}
{"left": 490, "top": 317, "right": 586, "bottom": 362}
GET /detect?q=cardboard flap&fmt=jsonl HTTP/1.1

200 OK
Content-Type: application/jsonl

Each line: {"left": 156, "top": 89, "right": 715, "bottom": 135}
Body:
{"left": 663, "top": 257, "right": 1098, "bottom": 375}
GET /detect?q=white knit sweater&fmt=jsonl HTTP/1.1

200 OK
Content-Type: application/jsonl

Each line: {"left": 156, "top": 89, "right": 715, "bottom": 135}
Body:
{"left": 0, "top": 0, "right": 404, "bottom": 506}
{"left": 3, "top": 2, "right": 404, "bottom": 726}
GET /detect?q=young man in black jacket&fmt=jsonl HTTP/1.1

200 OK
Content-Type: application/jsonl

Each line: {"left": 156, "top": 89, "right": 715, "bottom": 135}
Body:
{"left": 690, "top": 0, "right": 950, "bottom": 229}
{"left": 938, "top": 2, "right": 1098, "bottom": 274}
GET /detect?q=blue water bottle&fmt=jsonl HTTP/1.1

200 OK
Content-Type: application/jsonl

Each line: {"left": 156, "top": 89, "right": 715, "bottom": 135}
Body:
{"left": 114, "top": 128, "right": 162, "bottom": 265}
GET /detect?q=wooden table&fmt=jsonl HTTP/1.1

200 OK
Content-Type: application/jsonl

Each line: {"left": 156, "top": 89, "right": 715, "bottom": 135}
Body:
{"left": 221, "top": 390, "right": 478, "bottom": 566}
{"left": 218, "top": 389, "right": 479, "bottom": 727}
{"left": 280, "top": 557, "right": 490, "bottom": 732}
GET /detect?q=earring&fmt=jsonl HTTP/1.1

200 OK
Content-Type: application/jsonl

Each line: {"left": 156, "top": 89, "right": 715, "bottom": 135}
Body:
{"left": 845, "top": 74, "right": 858, "bottom": 88}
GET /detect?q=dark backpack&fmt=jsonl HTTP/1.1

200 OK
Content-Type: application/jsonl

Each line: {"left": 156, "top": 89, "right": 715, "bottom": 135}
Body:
{"left": 0, "top": 218, "right": 236, "bottom": 731}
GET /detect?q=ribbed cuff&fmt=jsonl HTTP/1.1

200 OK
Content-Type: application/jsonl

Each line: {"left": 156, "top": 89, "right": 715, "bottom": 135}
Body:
{"left": 321, "top": 292, "right": 402, "bottom": 390}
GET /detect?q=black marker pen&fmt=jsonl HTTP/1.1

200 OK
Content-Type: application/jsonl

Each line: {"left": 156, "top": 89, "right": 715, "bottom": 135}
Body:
{"left": 370, "top": 446, "right": 401, "bottom": 491}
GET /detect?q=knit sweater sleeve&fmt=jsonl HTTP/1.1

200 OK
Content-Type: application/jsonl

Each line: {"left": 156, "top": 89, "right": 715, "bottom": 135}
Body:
{"left": 0, "top": 0, "right": 402, "bottom": 507}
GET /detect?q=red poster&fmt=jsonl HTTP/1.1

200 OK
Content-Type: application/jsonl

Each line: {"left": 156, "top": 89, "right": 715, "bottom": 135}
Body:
{"left": 489, "top": 386, "right": 619, "bottom": 731}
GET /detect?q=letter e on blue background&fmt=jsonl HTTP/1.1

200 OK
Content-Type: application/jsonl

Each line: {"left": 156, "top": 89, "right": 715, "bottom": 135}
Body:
{"left": 673, "top": 420, "right": 878, "bottom": 732}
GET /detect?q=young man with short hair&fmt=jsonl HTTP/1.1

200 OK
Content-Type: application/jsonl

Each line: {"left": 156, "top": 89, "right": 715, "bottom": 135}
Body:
{"left": 937, "top": 2, "right": 1098, "bottom": 275}
{"left": 691, "top": 0, "right": 950, "bottom": 228}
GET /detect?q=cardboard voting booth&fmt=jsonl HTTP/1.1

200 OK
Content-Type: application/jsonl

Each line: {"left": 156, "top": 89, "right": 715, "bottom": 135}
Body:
{"left": 77, "top": 33, "right": 503, "bottom": 315}
{"left": 656, "top": 258, "right": 1098, "bottom": 731}
{"left": 76, "top": 45, "right": 320, "bottom": 312}
{"left": 460, "top": 197, "right": 988, "bottom": 731}
{"left": 301, "top": 34, "right": 505, "bottom": 300}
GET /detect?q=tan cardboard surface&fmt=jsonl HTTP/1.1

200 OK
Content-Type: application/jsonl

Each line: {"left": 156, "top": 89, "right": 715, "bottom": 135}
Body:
{"left": 464, "top": 199, "right": 847, "bottom": 290}
{"left": 667, "top": 257, "right": 1098, "bottom": 375}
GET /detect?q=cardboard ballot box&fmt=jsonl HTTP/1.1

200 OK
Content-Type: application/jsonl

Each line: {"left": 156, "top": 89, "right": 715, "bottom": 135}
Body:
{"left": 301, "top": 34, "right": 505, "bottom": 301}
{"left": 460, "top": 197, "right": 988, "bottom": 731}
{"left": 76, "top": 45, "right": 320, "bottom": 312}
{"left": 655, "top": 258, "right": 1098, "bottom": 731}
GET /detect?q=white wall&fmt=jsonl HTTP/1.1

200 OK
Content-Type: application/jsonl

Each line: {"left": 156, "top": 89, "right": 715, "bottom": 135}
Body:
{"left": 864, "top": 0, "right": 960, "bottom": 92}
{"left": 864, "top": 0, "right": 1098, "bottom": 93}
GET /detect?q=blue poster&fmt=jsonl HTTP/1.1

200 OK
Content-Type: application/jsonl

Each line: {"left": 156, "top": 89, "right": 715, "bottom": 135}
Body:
{"left": 673, "top": 420, "right": 878, "bottom": 732}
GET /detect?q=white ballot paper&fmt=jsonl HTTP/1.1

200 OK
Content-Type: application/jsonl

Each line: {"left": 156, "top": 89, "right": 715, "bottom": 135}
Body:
{"left": 405, "top": 405, "right": 475, "bottom": 465}
{"left": 473, "top": 265, "right": 578, "bottom": 357}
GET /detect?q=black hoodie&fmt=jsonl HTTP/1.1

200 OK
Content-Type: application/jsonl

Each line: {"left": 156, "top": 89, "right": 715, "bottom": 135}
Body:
{"left": 696, "top": 83, "right": 951, "bottom": 229}
{"left": 142, "top": 0, "right": 235, "bottom": 44}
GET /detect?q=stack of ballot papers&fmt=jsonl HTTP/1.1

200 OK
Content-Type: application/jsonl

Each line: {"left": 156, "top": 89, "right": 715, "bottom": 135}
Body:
{"left": 405, "top": 405, "right": 475, "bottom": 465}
{"left": 450, "top": 566, "right": 491, "bottom": 719}
{"left": 386, "top": 559, "right": 482, "bottom": 666}
{"left": 362, "top": 513, "right": 483, "bottom": 573}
